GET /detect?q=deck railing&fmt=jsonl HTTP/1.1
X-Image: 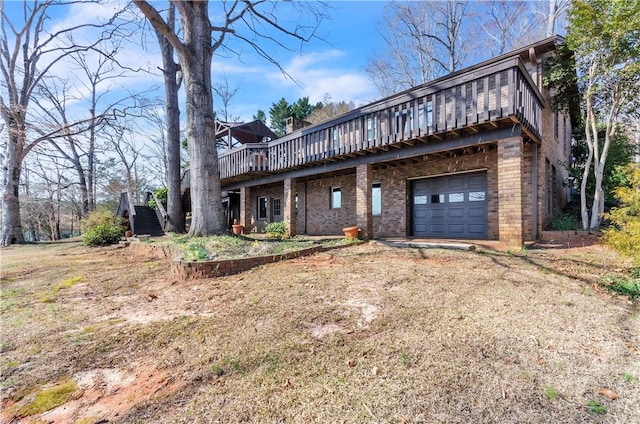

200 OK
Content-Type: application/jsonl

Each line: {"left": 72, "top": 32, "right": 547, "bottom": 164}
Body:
{"left": 218, "top": 56, "right": 543, "bottom": 180}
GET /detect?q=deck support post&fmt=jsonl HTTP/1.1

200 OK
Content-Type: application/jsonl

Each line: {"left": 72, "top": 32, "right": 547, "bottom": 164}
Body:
{"left": 240, "top": 186, "right": 251, "bottom": 231}
{"left": 283, "top": 178, "right": 297, "bottom": 237}
{"left": 356, "top": 164, "right": 373, "bottom": 240}
{"left": 498, "top": 136, "right": 524, "bottom": 247}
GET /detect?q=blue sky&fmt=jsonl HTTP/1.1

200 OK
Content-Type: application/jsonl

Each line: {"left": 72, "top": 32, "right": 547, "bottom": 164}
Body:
{"left": 209, "top": 1, "right": 389, "bottom": 121}
{"left": 2, "top": 0, "right": 388, "bottom": 124}
{"left": 3, "top": 0, "right": 565, "bottom": 133}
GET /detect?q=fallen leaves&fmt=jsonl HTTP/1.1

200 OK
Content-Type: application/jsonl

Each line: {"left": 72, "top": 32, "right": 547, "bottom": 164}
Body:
{"left": 597, "top": 388, "right": 619, "bottom": 400}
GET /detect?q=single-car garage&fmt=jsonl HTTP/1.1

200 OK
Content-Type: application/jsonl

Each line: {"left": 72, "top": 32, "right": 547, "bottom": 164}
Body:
{"left": 411, "top": 171, "right": 488, "bottom": 239}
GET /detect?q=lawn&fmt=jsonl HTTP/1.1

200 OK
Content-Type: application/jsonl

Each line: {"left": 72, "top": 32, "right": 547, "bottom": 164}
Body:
{"left": 1, "top": 240, "right": 639, "bottom": 423}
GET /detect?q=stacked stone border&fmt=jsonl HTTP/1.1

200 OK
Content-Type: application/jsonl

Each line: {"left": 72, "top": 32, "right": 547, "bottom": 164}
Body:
{"left": 539, "top": 230, "right": 601, "bottom": 247}
{"left": 126, "top": 240, "right": 359, "bottom": 280}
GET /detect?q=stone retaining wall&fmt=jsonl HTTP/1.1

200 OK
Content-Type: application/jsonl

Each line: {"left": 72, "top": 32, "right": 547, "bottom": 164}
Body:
{"left": 127, "top": 241, "right": 356, "bottom": 280}
{"left": 170, "top": 245, "right": 327, "bottom": 279}
{"left": 539, "top": 230, "right": 601, "bottom": 246}
{"left": 128, "top": 242, "right": 178, "bottom": 259}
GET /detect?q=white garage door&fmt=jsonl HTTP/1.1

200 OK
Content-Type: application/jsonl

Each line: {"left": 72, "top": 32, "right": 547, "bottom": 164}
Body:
{"left": 412, "top": 172, "right": 488, "bottom": 239}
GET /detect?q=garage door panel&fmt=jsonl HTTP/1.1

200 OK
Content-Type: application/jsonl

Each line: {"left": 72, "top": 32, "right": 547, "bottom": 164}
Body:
{"left": 429, "top": 224, "right": 446, "bottom": 234}
{"left": 430, "top": 209, "right": 446, "bottom": 219}
{"left": 447, "top": 224, "right": 465, "bottom": 234}
{"left": 468, "top": 224, "right": 487, "bottom": 234}
{"left": 468, "top": 175, "right": 485, "bottom": 187}
{"left": 448, "top": 208, "right": 464, "bottom": 218}
{"left": 412, "top": 172, "right": 487, "bottom": 239}
{"left": 468, "top": 206, "right": 486, "bottom": 218}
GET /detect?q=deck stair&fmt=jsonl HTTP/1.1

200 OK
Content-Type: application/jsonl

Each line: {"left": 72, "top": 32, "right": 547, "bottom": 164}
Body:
{"left": 132, "top": 205, "right": 164, "bottom": 237}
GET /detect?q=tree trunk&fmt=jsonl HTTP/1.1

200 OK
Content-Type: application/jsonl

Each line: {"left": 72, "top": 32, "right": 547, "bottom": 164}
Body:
{"left": 176, "top": 1, "right": 225, "bottom": 236}
{"left": 157, "top": 3, "right": 185, "bottom": 233}
{"left": 580, "top": 95, "right": 595, "bottom": 230}
{"left": 1, "top": 133, "right": 26, "bottom": 246}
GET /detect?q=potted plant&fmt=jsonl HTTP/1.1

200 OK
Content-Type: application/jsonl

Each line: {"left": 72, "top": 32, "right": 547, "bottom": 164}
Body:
{"left": 232, "top": 219, "right": 244, "bottom": 235}
{"left": 342, "top": 226, "right": 360, "bottom": 238}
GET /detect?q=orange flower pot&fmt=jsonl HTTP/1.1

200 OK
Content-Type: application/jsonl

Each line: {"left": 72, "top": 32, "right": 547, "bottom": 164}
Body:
{"left": 232, "top": 224, "right": 244, "bottom": 235}
{"left": 342, "top": 226, "right": 360, "bottom": 238}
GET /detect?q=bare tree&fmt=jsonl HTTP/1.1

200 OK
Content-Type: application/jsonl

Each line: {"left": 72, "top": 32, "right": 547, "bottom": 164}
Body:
{"left": 213, "top": 73, "right": 241, "bottom": 123}
{"left": 32, "top": 42, "right": 140, "bottom": 220}
{"left": 141, "top": 103, "right": 170, "bottom": 187}
{"left": 21, "top": 154, "right": 73, "bottom": 241}
{"left": 154, "top": 1, "right": 184, "bottom": 233}
{"left": 306, "top": 99, "right": 355, "bottom": 124}
{"left": 366, "top": 0, "right": 471, "bottom": 96}
{"left": 0, "top": 0, "right": 122, "bottom": 245}
{"left": 105, "top": 122, "right": 145, "bottom": 203}
{"left": 546, "top": 0, "right": 570, "bottom": 37}
{"left": 133, "top": 0, "right": 326, "bottom": 237}
{"left": 480, "top": 0, "right": 536, "bottom": 56}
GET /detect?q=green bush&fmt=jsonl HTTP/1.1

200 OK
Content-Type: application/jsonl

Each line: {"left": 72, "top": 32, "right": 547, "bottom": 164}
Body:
{"left": 182, "top": 242, "right": 210, "bottom": 261}
{"left": 82, "top": 211, "right": 125, "bottom": 246}
{"left": 148, "top": 187, "right": 168, "bottom": 209}
{"left": 548, "top": 212, "right": 580, "bottom": 230}
{"left": 265, "top": 221, "right": 288, "bottom": 240}
{"left": 83, "top": 223, "right": 123, "bottom": 246}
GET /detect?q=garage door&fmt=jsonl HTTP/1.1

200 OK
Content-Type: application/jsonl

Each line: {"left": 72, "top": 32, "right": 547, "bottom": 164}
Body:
{"left": 412, "top": 172, "right": 487, "bottom": 239}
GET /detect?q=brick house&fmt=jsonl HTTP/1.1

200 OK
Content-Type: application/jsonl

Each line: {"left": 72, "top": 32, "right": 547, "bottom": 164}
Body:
{"left": 194, "top": 36, "right": 572, "bottom": 247}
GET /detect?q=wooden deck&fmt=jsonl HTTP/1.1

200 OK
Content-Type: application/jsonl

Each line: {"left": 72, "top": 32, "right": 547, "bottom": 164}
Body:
{"left": 217, "top": 56, "right": 544, "bottom": 184}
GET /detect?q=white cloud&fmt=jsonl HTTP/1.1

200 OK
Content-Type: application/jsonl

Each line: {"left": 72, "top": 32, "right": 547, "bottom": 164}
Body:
{"left": 268, "top": 49, "right": 378, "bottom": 106}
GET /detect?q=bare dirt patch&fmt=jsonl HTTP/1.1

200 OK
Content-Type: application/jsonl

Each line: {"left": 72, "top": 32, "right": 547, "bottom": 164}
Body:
{"left": 1, "top": 241, "right": 639, "bottom": 423}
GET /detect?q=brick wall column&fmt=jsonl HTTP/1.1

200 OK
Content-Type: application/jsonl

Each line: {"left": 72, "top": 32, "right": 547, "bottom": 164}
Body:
{"left": 283, "top": 178, "right": 297, "bottom": 236}
{"left": 240, "top": 186, "right": 251, "bottom": 230}
{"left": 498, "top": 136, "right": 524, "bottom": 246}
{"left": 356, "top": 164, "right": 373, "bottom": 239}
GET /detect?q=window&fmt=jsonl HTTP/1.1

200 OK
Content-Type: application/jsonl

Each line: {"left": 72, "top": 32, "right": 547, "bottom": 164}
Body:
{"left": 469, "top": 191, "right": 486, "bottom": 201}
{"left": 258, "top": 197, "right": 268, "bottom": 220}
{"left": 426, "top": 100, "right": 433, "bottom": 127}
{"left": 431, "top": 194, "right": 444, "bottom": 204}
{"left": 414, "top": 195, "right": 427, "bottom": 205}
{"left": 449, "top": 193, "right": 464, "bottom": 203}
{"left": 331, "top": 187, "right": 342, "bottom": 209}
{"left": 372, "top": 183, "right": 381, "bottom": 216}
{"left": 272, "top": 198, "right": 281, "bottom": 216}
{"left": 332, "top": 127, "right": 339, "bottom": 150}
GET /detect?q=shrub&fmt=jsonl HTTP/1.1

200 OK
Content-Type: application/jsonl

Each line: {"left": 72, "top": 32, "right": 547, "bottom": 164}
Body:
{"left": 148, "top": 187, "right": 168, "bottom": 209}
{"left": 82, "top": 211, "right": 124, "bottom": 246}
{"left": 265, "top": 221, "right": 288, "bottom": 240}
{"left": 603, "top": 165, "right": 640, "bottom": 265}
{"left": 182, "top": 242, "right": 210, "bottom": 261}
{"left": 548, "top": 212, "right": 580, "bottom": 230}
{"left": 83, "top": 223, "right": 124, "bottom": 246}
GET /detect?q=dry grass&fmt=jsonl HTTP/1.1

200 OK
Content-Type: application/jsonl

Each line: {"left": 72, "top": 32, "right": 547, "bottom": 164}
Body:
{"left": 1, "top": 241, "right": 639, "bottom": 423}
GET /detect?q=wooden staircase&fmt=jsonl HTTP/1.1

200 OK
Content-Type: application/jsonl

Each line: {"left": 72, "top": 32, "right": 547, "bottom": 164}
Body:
{"left": 132, "top": 205, "right": 164, "bottom": 237}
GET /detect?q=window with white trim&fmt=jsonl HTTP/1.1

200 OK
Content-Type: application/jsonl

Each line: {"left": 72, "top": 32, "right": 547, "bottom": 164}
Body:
{"left": 272, "top": 198, "right": 281, "bottom": 216}
{"left": 372, "top": 183, "right": 381, "bottom": 216}
{"left": 331, "top": 187, "right": 342, "bottom": 209}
